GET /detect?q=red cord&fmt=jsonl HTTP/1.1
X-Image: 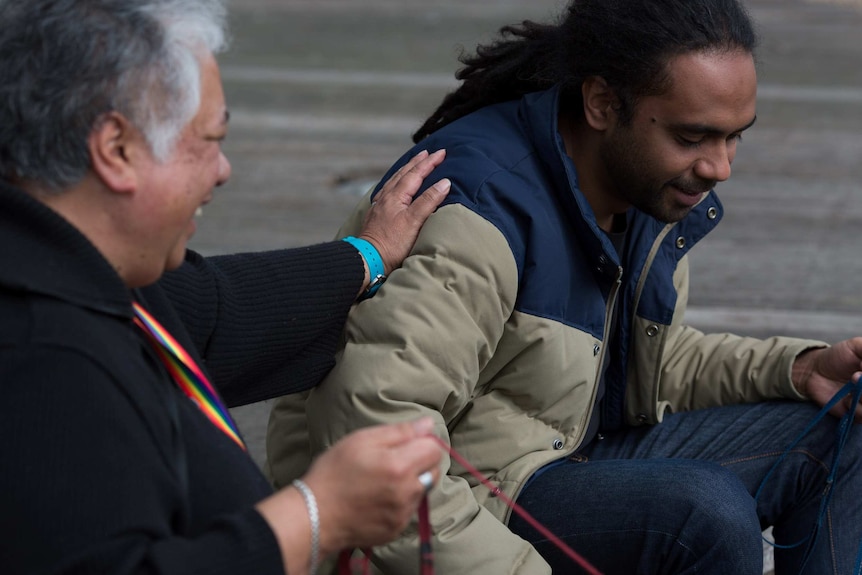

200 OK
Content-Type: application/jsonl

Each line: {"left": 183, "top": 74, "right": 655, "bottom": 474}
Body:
{"left": 433, "top": 436, "right": 604, "bottom": 575}
{"left": 337, "top": 436, "right": 603, "bottom": 575}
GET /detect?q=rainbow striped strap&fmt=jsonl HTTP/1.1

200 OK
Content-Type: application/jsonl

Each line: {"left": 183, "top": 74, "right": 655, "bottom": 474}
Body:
{"left": 132, "top": 302, "right": 246, "bottom": 451}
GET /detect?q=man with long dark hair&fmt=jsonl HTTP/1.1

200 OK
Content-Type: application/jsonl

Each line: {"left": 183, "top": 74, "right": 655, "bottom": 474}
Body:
{"left": 269, "top": 1, "right": 862, "bottom": 573}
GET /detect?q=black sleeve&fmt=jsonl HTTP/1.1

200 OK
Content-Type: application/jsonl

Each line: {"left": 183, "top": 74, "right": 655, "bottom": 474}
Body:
{"left": 0, "top": 348, "right": 284, "bottom": 575}
{"left": 154, "top": 241, "right": 364, "bottom": 406}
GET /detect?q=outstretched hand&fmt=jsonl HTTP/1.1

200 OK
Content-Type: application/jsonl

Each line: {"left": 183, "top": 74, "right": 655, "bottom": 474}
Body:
{"left": 792, "top": 337, "right": 862, "bottom": 421}
{"left": 357, "top": 149, "right": 451, "bottom": 275}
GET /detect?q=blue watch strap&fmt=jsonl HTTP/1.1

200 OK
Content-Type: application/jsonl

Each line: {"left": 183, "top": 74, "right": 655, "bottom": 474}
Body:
{"left": 342, "top": 236, "right": 386, "bottom": 298}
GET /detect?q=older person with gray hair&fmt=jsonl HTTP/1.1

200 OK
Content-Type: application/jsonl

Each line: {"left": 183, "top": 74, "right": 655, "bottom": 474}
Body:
{"left": 0, "top": 0, "right": 450, "bottom": 574}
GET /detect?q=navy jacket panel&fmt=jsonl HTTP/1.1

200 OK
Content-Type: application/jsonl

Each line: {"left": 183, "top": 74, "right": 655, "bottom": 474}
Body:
{"left": 374, "top": 86, "right": 723, "bottom": 343}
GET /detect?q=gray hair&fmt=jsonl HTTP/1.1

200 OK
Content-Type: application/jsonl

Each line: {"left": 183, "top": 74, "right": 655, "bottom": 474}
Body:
{"left": 0, "top": 0, "right": 229, "bottom": 190}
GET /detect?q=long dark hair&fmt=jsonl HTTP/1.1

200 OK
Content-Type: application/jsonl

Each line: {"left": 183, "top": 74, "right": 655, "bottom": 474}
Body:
{"left": 413, "top": 0, "right": 757, "bottom": 142}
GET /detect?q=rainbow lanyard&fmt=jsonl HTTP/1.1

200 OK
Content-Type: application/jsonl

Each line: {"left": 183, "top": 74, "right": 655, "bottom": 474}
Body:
{"left": 132, "top": 302, "right": 246, "bottom": 451}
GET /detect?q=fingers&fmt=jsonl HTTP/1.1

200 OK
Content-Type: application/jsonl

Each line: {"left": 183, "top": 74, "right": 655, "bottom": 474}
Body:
{"left": 400, "top": 149, "right": 447, "bottom": 199}
{"left": 842, "top": 389, "right": 862, "bottom": 422}
{"left": 305, "top": 420, "right": 444, "bottom": 550}
{"left": 411, "top": 416, "right": 436, "bottom": 436}
{"left": 382, "top": 149, "right": 429, "bottom": 193}
{"left": 350, "top": 418, "right": 443, "bottom": 489}
{"left": 850, "top": 372, "right": 862, "bottom": 422}
{"left": 395, "top": 435, "right": 443, "bottom": 481}
{"left": 408, "top": 177, "right": 451, "bottom": 220}
{"left": 376, "top": 149, "right": 446, "bottom": 203}
{"left": 354, "top": 149, "right": 449, "bottom": 278}
{"left": 388, "top": 427, "right": 444, "bottom": 495}
{"left": 820, "top": 377, "right": 862, "bottom": 420}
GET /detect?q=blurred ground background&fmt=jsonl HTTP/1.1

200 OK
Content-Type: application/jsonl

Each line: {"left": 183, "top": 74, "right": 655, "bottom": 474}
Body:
{"left": 195, "top": 0, "right": 862, "bottom": 572}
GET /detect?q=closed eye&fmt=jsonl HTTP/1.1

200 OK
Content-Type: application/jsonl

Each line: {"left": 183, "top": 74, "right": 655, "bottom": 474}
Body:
{"left": 677, "top": 135, "right": 704, "bottom": 148}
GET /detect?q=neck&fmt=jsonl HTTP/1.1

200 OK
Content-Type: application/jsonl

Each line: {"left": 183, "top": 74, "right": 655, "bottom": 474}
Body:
{"left": 558, "top": 111, "right": 626, "bottom": 233}
{"left": 23, "top": 176, "right": 142, "bottom": 287}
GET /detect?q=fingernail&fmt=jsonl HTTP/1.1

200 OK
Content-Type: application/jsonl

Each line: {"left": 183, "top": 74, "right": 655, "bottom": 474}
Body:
{"left": 436, "top": 178, "right": 451, "bottom": 193}
{"left": 411, "top": 416, "right": 434, "bottom": 435}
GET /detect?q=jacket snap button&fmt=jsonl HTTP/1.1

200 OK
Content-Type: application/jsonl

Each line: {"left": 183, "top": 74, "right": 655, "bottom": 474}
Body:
{"left": 637, "top": 414, "right": 648, "bottom": 423}
{"left": 707, "top": 207, "right": 718, "bottom": 220}
{"left": 596, "top": 255, "right": 608, "bottom": 273}
{"left": 553, "top": 439, "right": 564, "bottom": 450}
{"left": 675, "top": 236, "right": 686, "bottom": 249}
{"left": 646, "top": 324, "right": 659, "bottom": 337}
{"left": 593, "top": 344, "right": 600, "bottom": 356}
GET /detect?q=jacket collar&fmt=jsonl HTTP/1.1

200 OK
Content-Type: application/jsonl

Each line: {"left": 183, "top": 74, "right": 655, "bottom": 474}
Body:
{"left": 0, "top": 180, "right": 133, "bottom": 319}
{"left": 519, "top": 86, "right": 631, "bottom": 270}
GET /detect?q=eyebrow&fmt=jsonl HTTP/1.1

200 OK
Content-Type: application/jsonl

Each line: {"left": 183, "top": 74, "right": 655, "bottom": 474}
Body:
{"left": 671, "top": 115, "right": 757, "bottom": 137}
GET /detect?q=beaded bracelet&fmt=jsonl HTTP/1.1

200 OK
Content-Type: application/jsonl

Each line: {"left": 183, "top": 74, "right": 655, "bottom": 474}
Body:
{"left": 292, "top": 479, "right": 320, "bottom": 574}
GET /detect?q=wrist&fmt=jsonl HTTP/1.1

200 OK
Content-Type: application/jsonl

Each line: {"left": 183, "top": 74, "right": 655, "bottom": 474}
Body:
{"left": 255, "top": 487, "right": 316, "bottom": 575}
{"left": 791, "top": 348, "right": 820, "bottom": 397}
{"left": 342, "top": 236, "right": 387, "bottom": 300}
{"left": 292, "top": 479, "right": 321, "bottom": 575}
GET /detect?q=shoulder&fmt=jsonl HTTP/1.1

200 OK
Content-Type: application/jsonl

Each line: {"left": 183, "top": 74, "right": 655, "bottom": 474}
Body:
{"left": 0, "top": 288, "right": 129, "bottom": 354}
{"left": 0, "top": 290, "right": 175, "bottom": 448}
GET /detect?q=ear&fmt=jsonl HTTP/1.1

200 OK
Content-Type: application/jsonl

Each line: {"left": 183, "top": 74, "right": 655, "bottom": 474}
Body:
{"left": 581, "top": 76, "right": 619, "bottom": 131}
{"left": 88, "top": 112, "right": 145, "bottom": 194}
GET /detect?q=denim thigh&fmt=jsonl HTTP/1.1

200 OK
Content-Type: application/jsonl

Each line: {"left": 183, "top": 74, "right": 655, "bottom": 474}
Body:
{"left": 575, "top": 401, "right": 862, "bottom": 574}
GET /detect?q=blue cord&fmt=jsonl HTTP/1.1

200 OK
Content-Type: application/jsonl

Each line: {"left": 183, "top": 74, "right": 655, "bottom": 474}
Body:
{"left": 755, "top": 379, "right": 862, "bottom": 573}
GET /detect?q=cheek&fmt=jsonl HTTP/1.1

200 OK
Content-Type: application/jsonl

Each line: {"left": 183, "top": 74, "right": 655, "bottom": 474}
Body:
{"left": 629, "top": 131, "right": 682, "bottom": 180}
{"left": 177, "top": 143, "right": 220, "bottom": 189}
{"left": 660, "top": 147, "right": 700, "bottom": 180}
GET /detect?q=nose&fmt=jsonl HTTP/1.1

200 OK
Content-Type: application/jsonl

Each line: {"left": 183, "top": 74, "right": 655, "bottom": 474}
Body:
{"left": 694, "top": 140, "right": 733, "bottom": 183}
{"left": 216, "top": 151, "right": 232, "bottom": 186}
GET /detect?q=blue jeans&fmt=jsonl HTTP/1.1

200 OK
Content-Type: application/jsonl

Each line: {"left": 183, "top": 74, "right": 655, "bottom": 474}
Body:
{"left": 508, "top": 401, "right": 862, "bottom": 574}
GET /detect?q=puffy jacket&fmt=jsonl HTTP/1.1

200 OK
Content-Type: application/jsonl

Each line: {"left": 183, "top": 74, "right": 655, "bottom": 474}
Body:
{"left": 266, "top": 85, "right": 821, "bottom": 574}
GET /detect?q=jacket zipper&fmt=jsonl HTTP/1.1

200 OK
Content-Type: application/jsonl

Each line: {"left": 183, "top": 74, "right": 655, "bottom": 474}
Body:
{"left": 501, "top": 264, "right": 624, "bottom": 523}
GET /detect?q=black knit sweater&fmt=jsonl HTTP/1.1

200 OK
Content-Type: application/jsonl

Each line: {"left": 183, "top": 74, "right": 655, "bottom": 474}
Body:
{"left": 0, "top": 181, "right": 364, "bottom": 575}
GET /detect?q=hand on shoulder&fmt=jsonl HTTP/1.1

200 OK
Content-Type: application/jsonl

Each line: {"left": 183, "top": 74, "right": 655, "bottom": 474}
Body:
{"left": 358, "top": 149, "right": 451, "bottom": 275}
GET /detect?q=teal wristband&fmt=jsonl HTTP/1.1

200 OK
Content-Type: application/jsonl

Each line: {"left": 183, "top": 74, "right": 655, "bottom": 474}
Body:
{"left": 342, "top": 236, "right": 386, "bottom": 298}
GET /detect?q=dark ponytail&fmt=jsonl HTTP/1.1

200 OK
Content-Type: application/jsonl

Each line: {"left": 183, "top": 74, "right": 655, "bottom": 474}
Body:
{"left": 413, "top": 21, "right": 564, "bottom": 142}
{"left": 413, "top": 0, "right": 757, "bottom": 143}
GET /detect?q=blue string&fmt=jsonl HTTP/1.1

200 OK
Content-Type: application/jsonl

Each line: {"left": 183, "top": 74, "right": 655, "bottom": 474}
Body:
{"left": 754, "top": 379, "right": 862, "bottom": 573}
